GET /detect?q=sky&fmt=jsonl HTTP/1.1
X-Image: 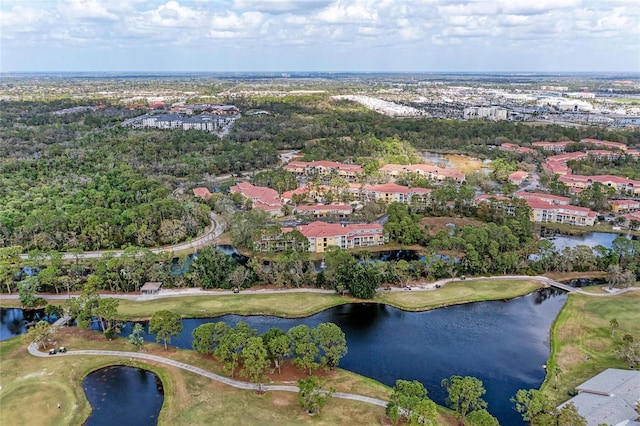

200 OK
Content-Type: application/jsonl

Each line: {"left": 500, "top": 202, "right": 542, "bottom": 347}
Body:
{"left": 1, "top": 0, "right": 639, "bottom": 73}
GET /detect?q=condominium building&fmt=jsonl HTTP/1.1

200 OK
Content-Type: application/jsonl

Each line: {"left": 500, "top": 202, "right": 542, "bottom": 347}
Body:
{"left": 286, "top": 221, "right": 385, "bottom": 253}
{"left": 229, "top": 182, "right": 283, "bottom": 216}
{"left": 525, "top": 199, "right": 597, "bottom": 226}
{"left": 284, "top": 160, "right": 364, "bottom": 180}
{"left": 378, "top": 163, "right": 465, "bottom": 184}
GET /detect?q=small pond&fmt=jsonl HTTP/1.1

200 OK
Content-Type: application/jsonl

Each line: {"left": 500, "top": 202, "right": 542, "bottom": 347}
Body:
{"left": 0, "top": 308, "right": 49, "bottom": 341}
{"left": 123, "top": 288, "right": 566, "bottom": 425}
{"left": 542, "top": 231, "right": 636, "bottom": 251}
{"left": 82, "top": 365, "right": 164, "bottom": 426}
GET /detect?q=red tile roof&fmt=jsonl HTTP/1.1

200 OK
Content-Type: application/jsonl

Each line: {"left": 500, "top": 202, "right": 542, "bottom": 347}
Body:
{"left": 230, "top": 182, "right": 282, "bottom": 210}
{"left": 193, "top": 187, "right": 212, "bottom": 200}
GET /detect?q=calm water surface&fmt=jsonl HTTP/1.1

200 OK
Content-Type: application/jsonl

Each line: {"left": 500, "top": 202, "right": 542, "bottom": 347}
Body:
{"left": 125, "top": 289, "right": 566, "bottom": 425}
{"left": 82, "top": 366, "right": 164, "bottom": 426}
{"left": 544, "top": 231, "right": 635, "bottom": 251}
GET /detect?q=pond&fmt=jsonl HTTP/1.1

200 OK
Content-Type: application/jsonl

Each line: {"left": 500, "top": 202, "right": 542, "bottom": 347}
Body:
{"left": 543, "top": 231, "right": 636, "bottom": 251}
{"left": 123, "top": 288, "right": 566, "bottom": 425}
{"left": 82, "top": 365, "right": 164, "bottom": 426}
{"left": 0, "top": 308, "right": 48, "bottom": 341}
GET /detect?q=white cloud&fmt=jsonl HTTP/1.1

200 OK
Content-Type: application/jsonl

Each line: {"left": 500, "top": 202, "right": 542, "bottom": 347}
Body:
{"left": 316, "top": 0, "right": 379, "bottom": 24}
{"left": 60, "top": 0, "right": 119, "bottom": 21}
{"left": 0, "top": 0, "right": 638, "bottom": 71}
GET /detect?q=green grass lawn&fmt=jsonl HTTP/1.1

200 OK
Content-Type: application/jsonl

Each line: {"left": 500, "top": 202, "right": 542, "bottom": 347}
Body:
{"left": 0, "top": 329, "right": 458, "bottom": 425}
{"left": 116, "top": 292, "right": 351, "bottom": 320}
{"left": 375, "top": 279, "right": 543, "bottom": 311}
{"left": 542, "top": 291, "right": 640, "bottom": 405}
{"left": 114, "top": 278, "right": 544, "bottom": 320}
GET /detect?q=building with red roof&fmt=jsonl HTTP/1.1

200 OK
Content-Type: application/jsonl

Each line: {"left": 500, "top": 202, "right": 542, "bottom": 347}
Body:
{"left": 508, "top": 171, "right": 529, "bottom": 185}
{"left": 192, "top": 187, "right": 212, "bottom": 201}
{"left": 280, "top": 221, "right": 385, "bottom": 253}
{"left": 608, "top": 199, "right": 640, "bottom": 213}
{"left": 362, "top": 183, "right": 432, "bottom": 204}
{"left": 378, "top": 163, "right": 465, "bottom": 183}
{"left": 284, "top": 160, "right": 363, "bottom": 180}
{"left": 295, "top": 204, "right": 353, "bottom": 218}
{"left": 579, "top": 138, "right": 627, "bottom": 151}
{"left": 500, "top": 143, "right": 535, "bottom": 154}
{"left": 524, "top": 199, "right": 596, "bottom": 226}
{"left": 515, "top": 191, "right": 571, "bottom": 205}
{"left": 559, "top": 175, "right": 640, "bottom": 196}
{"left": 230, "top": 182, "right": 283, "bottom": 216}
{"left": 532, "top": 141, "right": 574, "bottom": 152}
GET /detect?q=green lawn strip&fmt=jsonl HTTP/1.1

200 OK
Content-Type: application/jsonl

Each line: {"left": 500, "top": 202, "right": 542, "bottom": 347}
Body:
{"left": 376, "top": 279, "right": 542, "bottom": 311}
{"left": 541, "top": 292, "right": 640, "bottom": 406}
{"left": 116, "top": 292, "right": 351, "bottom": 320}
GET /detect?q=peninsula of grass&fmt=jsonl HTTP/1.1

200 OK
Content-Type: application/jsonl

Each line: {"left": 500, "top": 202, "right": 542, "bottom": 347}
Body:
{"left": 542, "top": 291, "right": 640, "bottom": 405}
{"left": 0, "top": 331, "right": 457, "bottom": 425}
{"left": 375, "top": 279, "right": 543, "bottom": 311}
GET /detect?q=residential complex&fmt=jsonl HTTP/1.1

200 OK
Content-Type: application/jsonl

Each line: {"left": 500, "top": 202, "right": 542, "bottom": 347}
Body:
{"left": 378, "top": 163, "right": 465, "bottom": 183}
{"left": 537, "top": 140, "right": 640, "bottom": 196}
{"left": 282, "top": 221, "right": 385, "bottom": 253}
{"left": 524, "top": 199, "right": 597, "bottom": 226}
{"left": 230, "top": 182, "right": 283, "bottom": 216}
{"left": 121, "top": 105, "right": 240, "bottom": 133}
{"left": 284, "top": 160, "right": 364, "bottom": 180}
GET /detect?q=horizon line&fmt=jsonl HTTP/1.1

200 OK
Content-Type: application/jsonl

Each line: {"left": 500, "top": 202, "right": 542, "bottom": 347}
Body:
{"left": 2, "top": 70, "right": 640, "bottom": 75}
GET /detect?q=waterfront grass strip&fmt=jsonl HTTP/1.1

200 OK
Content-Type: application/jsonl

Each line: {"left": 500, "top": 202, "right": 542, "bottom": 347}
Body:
{"left": 375, "top": 279, "right": 542, "bottom": 311}
{"left": 543, "top": 292, "right": 640, "bottom": 405}
{"left": 116, "top": 292, "right": 351, "bottom": 320}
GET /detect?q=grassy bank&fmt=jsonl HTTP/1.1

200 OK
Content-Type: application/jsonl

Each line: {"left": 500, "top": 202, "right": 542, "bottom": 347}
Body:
{"left": 116, "top": 292, "right": 351, "bottom": 320}
{"left": 0, "top": 330, "right": 457, "bottom": 425}
{"left": 542, "top": 291, "right": 640, "bottom": 405}
{"left": 113, "top": 278, "right": 544, "bottom": 320}
{"left": 375, "top": 279, "right": 542, "bottom": 311}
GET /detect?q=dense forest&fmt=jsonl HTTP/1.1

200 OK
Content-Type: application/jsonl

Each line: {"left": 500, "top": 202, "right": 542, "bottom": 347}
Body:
{"left": 1, "top": 95, "right": 639, "bottom": 251}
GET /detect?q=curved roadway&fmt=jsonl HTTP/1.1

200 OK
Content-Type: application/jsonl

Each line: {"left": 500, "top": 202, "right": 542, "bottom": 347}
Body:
{"left": 19, "top": 213, "right": 223, "bottom": 261}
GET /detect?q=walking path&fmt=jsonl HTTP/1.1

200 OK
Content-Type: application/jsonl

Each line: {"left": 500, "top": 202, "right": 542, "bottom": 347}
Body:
{"left": 2, "top": 275, "right": 638, "bottom": 303}
{"left": 27, "top": 337, "right": 387, "bottom": 408}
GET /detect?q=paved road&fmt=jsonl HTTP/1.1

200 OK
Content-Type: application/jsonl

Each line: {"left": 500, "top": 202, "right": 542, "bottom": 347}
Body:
{"left": 27, "top": 341, "right": 387, "bottom": 408}
{"left": 19, "top": 213, "right": 224, "bottom": 261}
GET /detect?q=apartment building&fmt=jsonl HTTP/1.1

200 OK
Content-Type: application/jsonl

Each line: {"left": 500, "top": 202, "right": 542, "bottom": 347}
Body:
{"left": 285, "top": 221, "right": 385, "bottom": 253}
{"left": 378, "top": 163, "right": 465, "bottom": 184}
{"left": 525, "top": 199, "right": 597, "bottom": 226}
{"left": 508, "top": 171, "right": 529, "bottom": 185}
{"left": 362, "top": 184, "right": 432, "bottom": 204}
{"left": 229, "top": 182, "right": 283, "bottom": 216}
{"left": 284, "top": 161, "right": 364, "bottom": 181}
{"left": 608, "top": 199, "right": 640, "bottom": 213}
{"left": 515, "top": 191, "right": 571, "bottom": 205}
{"left": 295, "top": 204, "right": 353, "bottom": 218}
{"left": 559, "top": 175, "right": 640, "bottom": 196}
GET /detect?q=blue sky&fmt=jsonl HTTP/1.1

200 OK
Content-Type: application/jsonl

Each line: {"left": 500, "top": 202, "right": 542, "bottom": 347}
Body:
{"left": 1, "top": 0, "right": 639, "bottom": 72}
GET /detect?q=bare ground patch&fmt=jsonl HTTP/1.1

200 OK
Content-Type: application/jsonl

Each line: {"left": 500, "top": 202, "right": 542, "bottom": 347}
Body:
{"left": 557, "top": 344, "right": 585, "bottom": 370}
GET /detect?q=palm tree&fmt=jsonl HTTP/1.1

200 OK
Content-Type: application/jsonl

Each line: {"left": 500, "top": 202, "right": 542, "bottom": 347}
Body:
{"left": 553, "top": 366, "right": 562, "bottom": 390}
{"left": 609, "top": 318, "right": 619, "bottom": 337}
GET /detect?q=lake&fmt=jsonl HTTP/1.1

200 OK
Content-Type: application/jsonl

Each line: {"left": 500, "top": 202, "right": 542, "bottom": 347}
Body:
{"left": 82, "top": 365, "right": 164, "bottom": 426}
{"left": 543, "top": 231, "right": 636, "bottom": 251}
{"left": 123, "top": 288, "right": 566, "bottom": 425}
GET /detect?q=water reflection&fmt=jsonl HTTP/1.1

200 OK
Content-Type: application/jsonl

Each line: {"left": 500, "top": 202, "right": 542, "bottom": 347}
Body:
{"left": 122, "top": 289, "right": 566, "bottom": 425}
{"left": 82, "top": 366, "right": 164, "bottom": 426}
